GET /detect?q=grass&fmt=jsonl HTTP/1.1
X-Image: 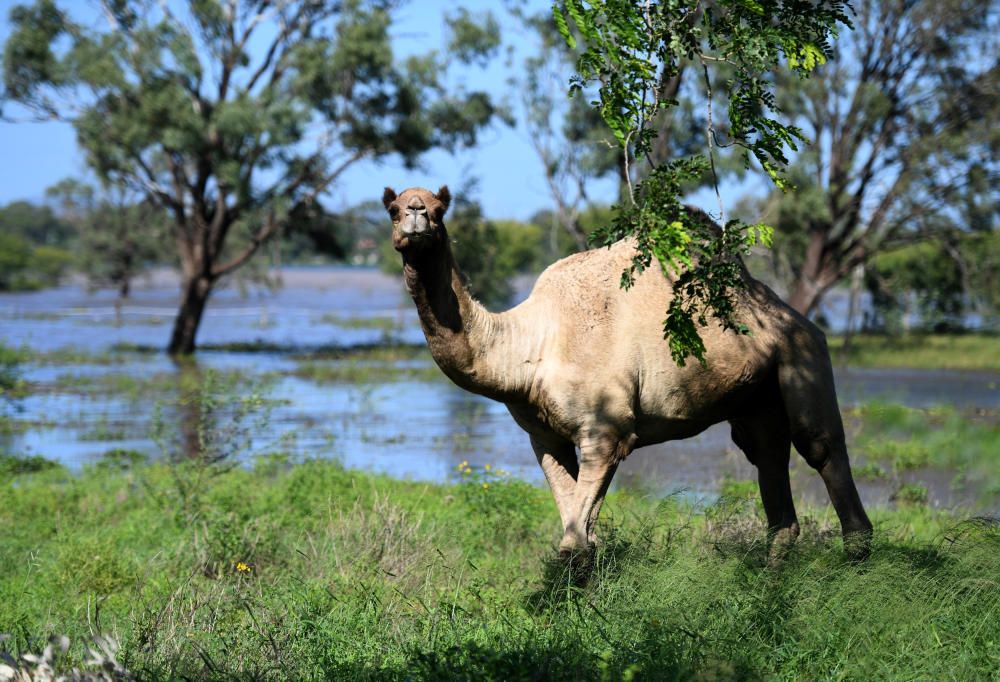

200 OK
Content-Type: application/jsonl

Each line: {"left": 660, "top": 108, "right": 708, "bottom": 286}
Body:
{"left": 0, "top": 342, "right": 29, "bottom": 398}
{"left": 2, "top": 458, "right": 998, "bottom": 680}
{"left": 2, "top": 335, "right": 999, "bottom": 678}
{"left": 828, "top": 333, "right": 1000, "bottom": 370}
{"left": 317, "top": 314, "right": 403, "bottom": 333}
{"left": 847, "top": 402, "right": 1000, "bottom": 499}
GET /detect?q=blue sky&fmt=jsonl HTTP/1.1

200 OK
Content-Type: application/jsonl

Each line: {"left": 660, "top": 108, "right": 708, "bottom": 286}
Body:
{"left": 0, "top": 0, "right": 627, "bottom": 221}
{"left": 0, "top": 0, "right": 750, "bottom": 221}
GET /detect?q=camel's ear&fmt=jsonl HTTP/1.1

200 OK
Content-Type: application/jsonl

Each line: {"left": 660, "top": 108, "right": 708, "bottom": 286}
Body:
{"left": 382, "top": 187, "right": 397, "bottom": 211}
{"left": 435, "top": 185, "right": 451, "bottom": 215}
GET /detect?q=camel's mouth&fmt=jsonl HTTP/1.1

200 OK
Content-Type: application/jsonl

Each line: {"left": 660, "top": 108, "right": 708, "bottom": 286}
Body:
{"left": 393, "top": 229, "right": 435, "bottom": 251}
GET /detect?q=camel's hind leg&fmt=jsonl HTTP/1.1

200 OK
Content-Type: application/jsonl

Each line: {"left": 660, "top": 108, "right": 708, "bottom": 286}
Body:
{"left": 778, "top": 333, "right": 873, "bottom": 559}
{"left": 730, "top": 410, "right": 800, "bottom": 563}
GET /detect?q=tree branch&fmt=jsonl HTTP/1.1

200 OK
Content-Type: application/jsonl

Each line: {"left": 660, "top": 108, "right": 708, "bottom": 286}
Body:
{"left": 211, "top": 212, "right": 279, "bottom": 277}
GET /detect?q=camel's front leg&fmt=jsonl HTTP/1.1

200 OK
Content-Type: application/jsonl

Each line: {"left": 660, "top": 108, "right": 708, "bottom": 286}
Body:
{"left": 530, "top": 434, "right": 578, "bottom": 533}
{"left": 558, "top": 433, "right": 628, "bottom": 557}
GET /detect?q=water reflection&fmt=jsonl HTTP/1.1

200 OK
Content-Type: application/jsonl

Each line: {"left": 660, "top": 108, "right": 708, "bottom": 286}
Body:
{"left": 2, "top": 269, "right": 998, "bottom": 510}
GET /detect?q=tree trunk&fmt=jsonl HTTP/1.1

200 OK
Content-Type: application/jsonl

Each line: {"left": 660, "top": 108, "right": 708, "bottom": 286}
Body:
{"left": 841, "top": 263, "right": 864, "bottom": 359}
{"left": 786, "top": 228, "right": 833, "bottom": 316}
{"left": 787, "top": 277, "right": 824, "bottom": 317}
{"left": 168, "top": 274, "right": 213, "bottom": 355}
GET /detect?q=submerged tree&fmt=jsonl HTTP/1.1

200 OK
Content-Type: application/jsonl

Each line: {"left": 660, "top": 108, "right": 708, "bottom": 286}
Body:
{"left": 46, "top": 178, "right": 166, "bottom": 305}
{"left": 2, "top": 0, "right": 505, "bottom": 353}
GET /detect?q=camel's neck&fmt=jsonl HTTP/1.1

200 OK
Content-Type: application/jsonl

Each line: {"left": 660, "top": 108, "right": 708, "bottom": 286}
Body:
{"left": 402, "top": 234, "right": 528, "bottom": 401}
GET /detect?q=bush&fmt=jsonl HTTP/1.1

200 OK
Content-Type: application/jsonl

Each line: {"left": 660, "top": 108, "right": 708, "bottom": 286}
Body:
{"left": 0, "top": 232, "right": 72, "bottom": 290}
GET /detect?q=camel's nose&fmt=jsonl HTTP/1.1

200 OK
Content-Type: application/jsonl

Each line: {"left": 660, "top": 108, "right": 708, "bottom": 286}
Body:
{"left": 407, "top": 196, "right": 425, "bottom": 211}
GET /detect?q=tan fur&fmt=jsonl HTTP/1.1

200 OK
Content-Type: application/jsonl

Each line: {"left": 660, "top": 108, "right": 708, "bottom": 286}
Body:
{"left": 384, "top": 186, "right": 873, "bottom": 561}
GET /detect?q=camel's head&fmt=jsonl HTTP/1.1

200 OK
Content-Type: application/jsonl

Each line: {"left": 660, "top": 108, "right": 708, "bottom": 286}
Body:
{"left": 382, "top": 185, "right": 451, "bottom": 252}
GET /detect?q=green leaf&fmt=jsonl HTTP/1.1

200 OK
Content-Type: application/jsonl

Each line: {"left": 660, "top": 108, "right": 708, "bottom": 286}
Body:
{"left": 552, "top": 4, "right": 576, "bottom": 50}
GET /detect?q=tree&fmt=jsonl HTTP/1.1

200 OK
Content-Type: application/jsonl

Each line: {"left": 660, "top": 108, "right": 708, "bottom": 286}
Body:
{"left": 863, "top": 183, "right": 1000, "bottom": 334}
{"left": 46, "top": 178, "right": 167, "bottom": 301}
{"left": 2, "top": 0, "right": 505, "bottom": 354}
{"left": 554, "top": 0, "right": 850, "bottom": 363}
{"left": 760, "top": 0, "right": 999, "bottom": 316}
{"left": 0, "top": 199, "right": 73, "bottom": 246}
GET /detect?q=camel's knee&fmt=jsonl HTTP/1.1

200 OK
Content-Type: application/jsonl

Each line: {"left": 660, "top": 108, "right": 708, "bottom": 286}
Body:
{"left": 792, "top": 432, "right": 844, "bottom": 472}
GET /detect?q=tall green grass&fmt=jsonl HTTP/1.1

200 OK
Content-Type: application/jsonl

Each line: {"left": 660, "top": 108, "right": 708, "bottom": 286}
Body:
{"left": 2, "top": 459, "right": 998, "bottom": 680}
{"left": 849, "top": 401, "right": 1000, "bottom": 498}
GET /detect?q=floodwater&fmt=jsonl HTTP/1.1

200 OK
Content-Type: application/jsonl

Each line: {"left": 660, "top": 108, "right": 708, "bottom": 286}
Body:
{"left": 3, "top": 268, "right": 999, "bottom": 510}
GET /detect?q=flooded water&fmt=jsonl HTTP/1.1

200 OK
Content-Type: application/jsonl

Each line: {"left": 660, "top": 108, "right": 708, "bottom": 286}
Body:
{"left": 3, "top": 268, "right": 999, "bottom": 511}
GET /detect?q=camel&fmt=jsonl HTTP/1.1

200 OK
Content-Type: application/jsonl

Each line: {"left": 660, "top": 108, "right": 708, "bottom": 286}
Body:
{"left": 382, "top": 185, "right": 873, "bottom": 561}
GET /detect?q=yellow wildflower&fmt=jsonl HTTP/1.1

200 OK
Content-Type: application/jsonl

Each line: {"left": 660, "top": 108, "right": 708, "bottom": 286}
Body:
{"left": 482, "top": 483, "right": 490, "bottom": 490}
{"left": 235, "top": 561, "right": 252, "bottom": 574}
{"left": 484, "top": 464, "right": 492, "bottom": 471}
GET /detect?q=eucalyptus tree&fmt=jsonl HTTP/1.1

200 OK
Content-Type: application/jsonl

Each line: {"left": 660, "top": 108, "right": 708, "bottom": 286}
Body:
{"left": 2, "top": 0, "right": 504, "bottom": 353}
{"left": 762, "top": 0, "right": 999, "bottom": 316}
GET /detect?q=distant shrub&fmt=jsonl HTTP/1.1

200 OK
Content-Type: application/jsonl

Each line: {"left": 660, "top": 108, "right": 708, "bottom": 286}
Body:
{"left": 94, "top": 448, "right": 148, "bottom": 472}
{"left": 0, "top": 343, "right": 27, "bottom": 397}
{"left": 0, "top": 453, "right": 61, "bottom": 477}
{"left": 0, "top": 232, "right": 72, "bottom": 291}
{"left": 891, "top": 483, "right": 929, "bottom": 506}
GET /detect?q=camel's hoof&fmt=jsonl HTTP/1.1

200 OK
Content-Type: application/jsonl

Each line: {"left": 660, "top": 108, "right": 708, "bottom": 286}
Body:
{"left": 766, "top": 543, "right": 793, "bottom": 569}
{"left": 557, "top": 545, "right": 591, "bottom": 562}
{"left": 843, "top": 530, "right": 873, "bottom": 563}
{"left": 766, "top": 525, "right": 800, "bottom": 568}
{"left": 557, "top": 542, "right": 595, "bottom": 578}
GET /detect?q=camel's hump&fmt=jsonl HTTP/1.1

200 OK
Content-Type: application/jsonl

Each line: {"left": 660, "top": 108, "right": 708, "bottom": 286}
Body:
{"left": 531, "top": 238, "right": 655, "bottom": 294}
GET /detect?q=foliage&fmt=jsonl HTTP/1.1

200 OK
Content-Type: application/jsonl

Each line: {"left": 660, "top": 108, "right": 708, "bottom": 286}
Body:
{"left": 0, "top": 201, "right": 74, "bottom": 291}
{"left": 864, "top": 228, "right": 1000, "bottom": 333}
{"left": 0, "top": 199, "right": 73, "bottom": 246}
{"left": 554, "top": 0, "right": 849, "bottom": 364}
{"left": 591, "top": 161, "right": 773, "bottom": 364}
{"left": 0, "top": 343, "right": 27, "bottom": 399}
{"left": 867, "top": 241, "right": 964, "bottom": 333}
{"left": 0, "top": 452, "right": 62, "bottom": 477}
{"left": 2, "top": 459, "right": 999, "bottom": 680}
{"left": 1, "top": 0, "right": 506, "bottom": 353}
{"left": 0, "top": 233, "right": 73, "bottom": 292}
{"left": 513, "top": 3, "right": 748, "bottom": 252}
{"left": 528, "top": 204, "right": 614, "bottom": 264}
